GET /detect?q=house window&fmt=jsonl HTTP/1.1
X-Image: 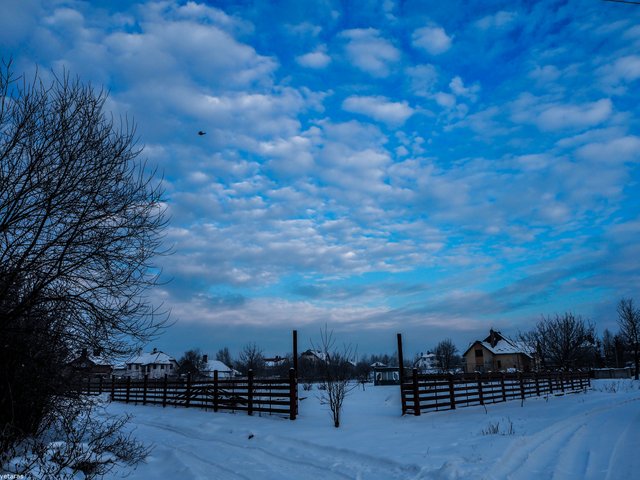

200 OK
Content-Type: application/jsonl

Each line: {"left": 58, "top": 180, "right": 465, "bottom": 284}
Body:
{"left": 161, "top": 365, "right": 165, "bottom": 370}
{"left": 135, "top": 365, "right": 139, "bottom": 370}
{"left": 497, "top": 360, "right": 502, "bottom": 368}
{"left": 169, "top": 365, "right": 173, "bottom": 369}
{"left": 153, "top": 365, "right": 157, "bottom": 370}
{"left": 475, "top": 349, "right": 483, "bottom": 358}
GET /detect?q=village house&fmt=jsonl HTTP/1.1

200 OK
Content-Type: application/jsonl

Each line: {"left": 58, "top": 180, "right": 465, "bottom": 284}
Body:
{"left": 414, "top": 351, "right": 438, "bottom": 373}
{"left": 462, "top": 329, "right": 533, "bottom": 373}
{"left": 124, "top": 348, "right": 179, "bottom": 379}
{"left": 201, "top": 354, "right": 238, "bottom": 379}
{"left": 299, "top": 349, "right": 328, "bottom": 363}
{"left": 68, "top": 348, "right": 113, "bottom": 378}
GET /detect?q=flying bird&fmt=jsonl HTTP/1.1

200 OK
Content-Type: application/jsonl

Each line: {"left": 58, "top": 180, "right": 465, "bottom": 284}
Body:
{"left": 198, "top": 131, "right": 206, "bottom": 136}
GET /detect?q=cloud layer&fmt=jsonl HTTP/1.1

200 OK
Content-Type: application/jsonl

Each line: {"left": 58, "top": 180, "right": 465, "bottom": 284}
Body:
{"left": 6, "top": 0, "right": 640, "bottom": 354}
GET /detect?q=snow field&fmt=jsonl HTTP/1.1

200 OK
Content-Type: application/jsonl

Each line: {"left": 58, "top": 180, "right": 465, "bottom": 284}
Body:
{"left": 102, "top": 380, "right": 640, "bottom": 480}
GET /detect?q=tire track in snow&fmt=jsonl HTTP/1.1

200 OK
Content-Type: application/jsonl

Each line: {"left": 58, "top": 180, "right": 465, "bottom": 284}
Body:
{"left": 135, "top": 418, "right": 425, "bottom": 479}
{"left": 488, "top": 396, "right": 640, "bottom": 480}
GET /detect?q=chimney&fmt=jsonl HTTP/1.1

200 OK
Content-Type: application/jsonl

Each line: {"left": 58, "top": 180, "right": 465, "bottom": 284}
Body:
{"left": 203, "top": 354, "right": 208, "bottom": 363}
{"left": 489, "top": 329, "right": 498, "bottom": 347}
{"left": 152, "top": 347, "right": 158, "bottom": 354}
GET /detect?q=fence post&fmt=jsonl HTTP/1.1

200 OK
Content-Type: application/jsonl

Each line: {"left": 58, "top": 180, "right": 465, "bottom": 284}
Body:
{"left": 560, "top": 372, "right": 565, "bottom": 394}
{"left": 111, "top": 375, "right": 115, "bottom": 401}
{"left": 292, "top": 330, "right": 299, "bottom": 415}
{"left": 412, "top": 368, "right": 421, "bottom": 416}
{"left": 247, "top": 369, "right": 254, "bottom": 416}
{"left": 213, "top": 370, "right": 219, "bottom": 412}
{"left": 86, "top": 377, "right": 91, "bottom": 395}
{"left": 125, "top": 376, "right": 131, "bottom": 404}
{"left": 534, "top": 371, "right": 540, "bottom": 396}
{"left": 519, "top": 372, "right": 525, "bottom": 400}
{"left": 162, "top": 374, "right": 168, "bottom": 407}
{"left": 292, "top": 330, "right": 298, "bottom": 375}
{"left": 500, "top": 373, "right": 507, "bottom": 402}
{"left": 289, "top": 368, "right": 297, "bottom": 420}
{"left": 476, "top": 373, "right": 484, "bottom": 406}
{"left": 448, "top": 374, "right": 456, "bottom": 410}
{"left": 548, "top": 375, "right": 553, "bottom": 394}
{"left": 143, "top": 374, "right": 148, "bottom": 405}
{"left": 99, "top": 376, "right": 103, "bottom": 395}
{"left": 185, "top": 373, "right": 192, "bottom": 408}
{"left": 399, "top": 334, "right": 407, "bottom": 415}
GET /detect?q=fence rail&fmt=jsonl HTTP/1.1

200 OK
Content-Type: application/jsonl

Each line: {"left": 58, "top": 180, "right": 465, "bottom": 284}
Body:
{"left": 401, "top": 370, "right": 590, "bottom": 416}
{"left": 77, "top": 369, "right": 298, "bottom": 420}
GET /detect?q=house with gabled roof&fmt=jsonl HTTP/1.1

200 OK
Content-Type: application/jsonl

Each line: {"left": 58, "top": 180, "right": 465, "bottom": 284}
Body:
{"left": 462, "top": 329, "right": 533, "bottom": 373}
{"left": 124, "top": 347, "right": 179, "bottom": 379}
{"left": 68, "top": 348, "right": 113, "bottom": 378}
{"left": 201, "top": 354, "right": 238, "bottom": 379}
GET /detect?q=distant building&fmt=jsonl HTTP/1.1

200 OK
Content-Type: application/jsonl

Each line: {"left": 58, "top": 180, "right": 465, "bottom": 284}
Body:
{"left": 373, "top": 366, "right": 400, "bottom": 386}
{"left": 299, "top": 349, "right": 328, "bottom": 363}
{"left": 201, "top": 354, "right": 237, "bottom": 379}
{"left": 415, "top": 351, "right": 438, "bottom": 373}
{"left": 68, "top": 349, "right": 112, "bottom": 378}
{"left": 462, "top": 329, "right": 533, "bottom": 373}
{"left": 124, "top": 348, "right": 179, "bottom": 379}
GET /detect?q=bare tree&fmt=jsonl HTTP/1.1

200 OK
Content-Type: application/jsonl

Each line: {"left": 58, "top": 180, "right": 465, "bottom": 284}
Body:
{"left": 236, "top": 343, "right": 265, "bottom": 376}
{"left": 313, "top": 326, "right": 357, "bottom": 428}
{"left": 434, "top": 338, "right": 458, "bottom": 373}
{"left": 215, "top": 347, "right": 233, "bottom": 367}
{"left": 617, "top": 298, "right": 640, "bottom": 379}
{"left": 177, "top": 348, "right": 207, "bottom": 377}
{"left": 521, "top": 313, "right": 595, "bottom": 370}
{"left": 0, "top": 61, "right": 166, "bottom": 476}
{"left": 602, "top": 329, "right": 617, "bottom": 367}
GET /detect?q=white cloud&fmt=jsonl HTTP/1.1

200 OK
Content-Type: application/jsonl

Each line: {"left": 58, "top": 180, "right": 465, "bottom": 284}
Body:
{"left": 296, "top": 48, "right": 331, "bottom": 68}
{"left": 342, "top": 96, "right": 414, "bottom": 125}
{"left": 434, "top": 92, "right": 456, "bottom": 108}
{"left": 449, "top": 76, "right": 480, "bottom": 101}
{"left": 341, "top": 28, "right": 400, "bottom": 77}
{"left": 599, "top": 55, "right": 640, "bottom": 91}
{"left": 475, "top": 11, "right": 517, "bottom": 30}
{"left": 412, "top": 25, "right": 452, "bottom": 55}
{"left": 511, "top": 95, "right": 613, "bottom": 131}
{"left": 406, "top": 64, "right": 438, "bottom": 96}
{"left": 537, "top": 99, "right": 613, "bottom": 131}
{"left": 576, "top": 136, "right": 640, "bottom": 163}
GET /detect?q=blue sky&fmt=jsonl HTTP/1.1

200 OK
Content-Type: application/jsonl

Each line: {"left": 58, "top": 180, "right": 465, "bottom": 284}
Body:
{"left": 4, "top": 0, "right": 640, "bottom": 359}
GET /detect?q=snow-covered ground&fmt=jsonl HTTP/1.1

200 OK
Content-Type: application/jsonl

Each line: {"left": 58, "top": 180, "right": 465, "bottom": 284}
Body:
{"left": 102, "top": 379, "right": 640, "bottom": 479}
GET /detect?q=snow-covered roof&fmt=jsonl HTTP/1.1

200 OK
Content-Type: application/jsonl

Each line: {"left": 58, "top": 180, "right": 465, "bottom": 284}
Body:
{"left": 127, "top": 350, "right": 177, "bottom": 365}
{"left": 464, "top": 330, "right": 533, "bottom": 358}
{"left": 203, "top": 360, "right": 233, "bottom": 372}
{"left": 301, "top": 349, "right": 328, "bottom": 361}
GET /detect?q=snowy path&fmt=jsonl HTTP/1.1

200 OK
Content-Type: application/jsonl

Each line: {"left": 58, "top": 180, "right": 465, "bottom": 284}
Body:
{"left": 487, "top": 395, "right": 640, "bottom": 480}
{"left": 129, "top": 417, "right": 425, "bottom": 480}
{"left": 103, "top": 381, "right": 640, "bottom": 480}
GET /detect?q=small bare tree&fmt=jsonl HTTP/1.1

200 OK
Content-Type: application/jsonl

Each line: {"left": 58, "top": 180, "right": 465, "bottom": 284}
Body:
{"left": 313, "top": 327, "right": 357, "bottom": 428}
{"left": 617, "top": 298, "right": 640, "bottom": 380}
{"left": 434, "top": 338, "right": 458, "bottom": 373}
{"left": 236, "top": 343, "right": 265, "bottom": 376}
{"left": 520, "top": 313, "right": 595, "bottom": 370}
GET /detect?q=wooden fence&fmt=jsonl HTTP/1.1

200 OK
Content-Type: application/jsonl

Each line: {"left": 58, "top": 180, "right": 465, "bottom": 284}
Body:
{"left": 79, "top": 369, "right": 298, "bottom": 420}
{"left": 401, "top": 370, "right": 590, "bottom": 416}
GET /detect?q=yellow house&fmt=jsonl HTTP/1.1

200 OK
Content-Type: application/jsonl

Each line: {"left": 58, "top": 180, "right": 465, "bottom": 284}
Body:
{"left": 463, "top": 329, "right": 533, "bottom": 373}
